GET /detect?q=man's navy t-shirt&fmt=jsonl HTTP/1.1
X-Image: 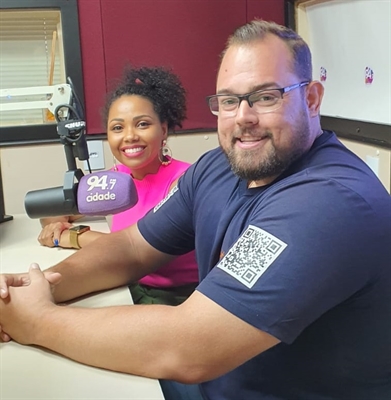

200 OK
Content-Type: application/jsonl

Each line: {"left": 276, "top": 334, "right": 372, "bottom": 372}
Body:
{"left": 139, "top": 131, "right": 391, "bottom": 400}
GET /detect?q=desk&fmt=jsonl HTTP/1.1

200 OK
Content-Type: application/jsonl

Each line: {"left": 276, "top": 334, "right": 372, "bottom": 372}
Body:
{"left": 0, "top": 214, "right": 164, "bottom": 400}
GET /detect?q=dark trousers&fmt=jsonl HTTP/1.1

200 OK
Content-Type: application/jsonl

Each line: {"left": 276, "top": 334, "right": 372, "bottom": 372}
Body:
{"left": 128, "top": 282, "right": 203, "bottom": 400}
{"left": 159, "top": 380, "right": 204, "bottom": 400}
{"left": 128, "top": 282, "right": 198, "bottom": 306}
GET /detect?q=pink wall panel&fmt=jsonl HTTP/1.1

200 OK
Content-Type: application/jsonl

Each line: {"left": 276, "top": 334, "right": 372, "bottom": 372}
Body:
{"left": 77, "top": 0, "right": 107, "bottom": 133}
{"left": 247, "top": 0, "right": 285, "bottom": 25}
{"left": 78, "top": 0, "right": 285, "bottom": 133}
{"left": 100, "top": 0, "right": 246, "bottom": 131}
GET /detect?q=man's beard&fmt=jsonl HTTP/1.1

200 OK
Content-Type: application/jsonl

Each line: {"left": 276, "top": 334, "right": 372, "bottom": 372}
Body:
{"left": 221, "top": 117, "right": 311, "bottom": 182}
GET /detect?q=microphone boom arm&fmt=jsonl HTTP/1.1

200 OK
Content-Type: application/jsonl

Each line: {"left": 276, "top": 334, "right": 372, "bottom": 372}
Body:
{"left": 23, "top": 78, "right": 92, "bottom": 218}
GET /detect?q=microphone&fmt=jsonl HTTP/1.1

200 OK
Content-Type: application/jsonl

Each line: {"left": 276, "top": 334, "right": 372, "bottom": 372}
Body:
{"left": 25, "top": 170, "right": 138, "bottom": 218}
{"left": 24, "top": 76, "right": 138, "bottom": 219}
{"left": 77, "top": 170, "right": 138, "bottom": 215}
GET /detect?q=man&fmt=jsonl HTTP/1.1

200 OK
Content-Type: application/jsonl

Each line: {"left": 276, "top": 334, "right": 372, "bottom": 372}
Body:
{"left": 1, "top": 20, "right": 390, "bottom": 400}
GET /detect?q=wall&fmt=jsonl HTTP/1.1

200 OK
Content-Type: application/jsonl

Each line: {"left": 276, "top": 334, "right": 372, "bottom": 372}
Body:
{"left": 3, "top": 131, "right": 390, "bottom": 217}
{"left": 295, "top": 0, "right": 391, "bottom": 192}
{"left": 4, "top": 1, "right": 389, "bottom": 217}
{"left": 297, "top": 0, "right": 390, "bottom": 125}
{"left": 77, "top": 0, "right": 285, "bottom": 134}
{"left": 339, "top": 138, "right": 391, "bottom": 193}
{"left": 0, "top": 0, "right": 284, "bottom": 216}
{"left": 0, "top": 132, "right": 219, "bottom": 215}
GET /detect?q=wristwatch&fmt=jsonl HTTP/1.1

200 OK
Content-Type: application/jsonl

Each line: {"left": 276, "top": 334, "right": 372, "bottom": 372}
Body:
{"left": 69, "top": 225, "right": 90, "bottom": 249}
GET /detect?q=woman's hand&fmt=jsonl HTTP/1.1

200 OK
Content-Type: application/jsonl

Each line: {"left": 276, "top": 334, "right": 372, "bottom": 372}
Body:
{"left": 58, "top": 228, "right": 72, "bottom": 249}
{"left": 38, "top": 221, "right": 73, "bottom": 247}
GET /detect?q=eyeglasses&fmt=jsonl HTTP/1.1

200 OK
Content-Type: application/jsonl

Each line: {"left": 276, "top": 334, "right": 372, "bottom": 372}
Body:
{"left": 206, "top": 81, "right": 310, "bottom": 116}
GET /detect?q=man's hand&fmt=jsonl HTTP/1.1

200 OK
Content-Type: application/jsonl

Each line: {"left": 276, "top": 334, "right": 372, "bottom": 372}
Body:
{"left": 0, "top": 271, "right": 31, "bottom": 299}
{"left": 0, "top": 263, "right": 57, "bottom": 344}
{"left": 0, "top": 263, "right": 62, "bottom": 299}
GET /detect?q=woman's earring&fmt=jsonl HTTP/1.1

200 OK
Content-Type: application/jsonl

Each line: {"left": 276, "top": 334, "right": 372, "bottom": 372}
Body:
{"left": 113, "top": 156, "right": 118, "bottom": 171}
{"left": 159, "top": 140, "right": 172, "bottom": 166}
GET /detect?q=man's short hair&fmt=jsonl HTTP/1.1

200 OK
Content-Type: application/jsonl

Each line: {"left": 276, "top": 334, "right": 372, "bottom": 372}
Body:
{"left": 221, "top": 19, "right": 312, "bottom": 82}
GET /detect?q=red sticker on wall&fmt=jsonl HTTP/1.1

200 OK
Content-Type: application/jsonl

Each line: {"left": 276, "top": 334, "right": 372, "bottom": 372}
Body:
{"left": 365, "top": 67, "right": 374, "bottom": 84}
{"left": 320, "top": 67, "right": 327, "bottom": 82}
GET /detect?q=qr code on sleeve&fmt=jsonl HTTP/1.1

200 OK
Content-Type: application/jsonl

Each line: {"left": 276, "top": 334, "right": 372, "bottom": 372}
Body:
{"left": 217, "top": 225, "right": 287, "bottom": 288}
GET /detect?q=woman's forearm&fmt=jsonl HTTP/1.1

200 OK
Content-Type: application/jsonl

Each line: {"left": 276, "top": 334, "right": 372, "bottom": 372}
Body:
{"left": 48, "top": 225, "right": 171, "bottom": 303}
{"left": 40, "top": 215, "right": 83, "bottom": 227}
{"left": 69, "top": 230, "right": 108, "bottom": 249}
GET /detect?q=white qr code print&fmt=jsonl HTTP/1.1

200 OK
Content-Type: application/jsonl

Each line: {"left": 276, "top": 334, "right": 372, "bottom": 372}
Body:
{"left": 217, "top": 225, "right": 287, "bottom": 288}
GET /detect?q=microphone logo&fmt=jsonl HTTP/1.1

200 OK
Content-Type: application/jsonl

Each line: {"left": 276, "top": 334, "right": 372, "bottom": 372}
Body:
{"left": 86, "top": 192, "right": 116, "bottom": 202}
{"left": 85, "top": 174, "right": 117, "bottom": 202}
{"left": 77, "top": 170, "right": 138, "bottom": 216}
{"left": 86, "top": 174, "right": 117, "bottom": 191}
{"left": 64, "top": 121, "right": 86, "bottom": 129}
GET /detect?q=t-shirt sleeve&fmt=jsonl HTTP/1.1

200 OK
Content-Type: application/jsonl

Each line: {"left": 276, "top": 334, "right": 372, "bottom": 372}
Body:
{"left": 197, "top": 179, "right": 384, "bottom": 344}
{"left": 138, "top": 164, "right": 196, "bottom": 255}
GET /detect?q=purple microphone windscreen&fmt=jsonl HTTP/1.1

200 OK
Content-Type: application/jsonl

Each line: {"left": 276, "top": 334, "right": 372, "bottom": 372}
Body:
{"left": 77, "top": 170, "right": 138, "bottom": 216}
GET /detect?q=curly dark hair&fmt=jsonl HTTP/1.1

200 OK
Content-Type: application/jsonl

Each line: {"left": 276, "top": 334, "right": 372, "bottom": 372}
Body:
{"left": 102, "top": 66, "right": 187, "bottom": 132}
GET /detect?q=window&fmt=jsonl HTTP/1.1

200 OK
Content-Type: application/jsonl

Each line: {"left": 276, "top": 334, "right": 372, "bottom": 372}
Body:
{"left": 285, "top": 0, "right": 391, "bottom": 149}
{"left": 0, "top": 0, "right": 84, "bottom": 145}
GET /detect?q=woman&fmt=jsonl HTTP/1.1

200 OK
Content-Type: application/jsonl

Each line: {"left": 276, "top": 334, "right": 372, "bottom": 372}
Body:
{"left": 38, "top": 66, "right": 199, "bottom": 306}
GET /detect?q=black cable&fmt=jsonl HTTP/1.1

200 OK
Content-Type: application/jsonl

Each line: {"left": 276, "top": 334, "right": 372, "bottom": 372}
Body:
{"left": 67, "top": 76, "right": 85, "bottom": 118}
{"left": 54, "top": 103, "right": 81, "bottom": 123}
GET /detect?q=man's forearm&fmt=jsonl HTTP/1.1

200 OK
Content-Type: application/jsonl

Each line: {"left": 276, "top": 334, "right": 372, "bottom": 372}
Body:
{"left": 34, "top": 303, "right": 188, "bottom": 381}
{"left": 1, "top": 269, "right": 279, "bottom": 385}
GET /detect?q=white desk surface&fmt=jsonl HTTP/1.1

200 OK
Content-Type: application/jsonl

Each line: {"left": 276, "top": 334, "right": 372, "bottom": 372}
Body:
{"left": 0, "top": 214, "right": 164, "bottom": 400}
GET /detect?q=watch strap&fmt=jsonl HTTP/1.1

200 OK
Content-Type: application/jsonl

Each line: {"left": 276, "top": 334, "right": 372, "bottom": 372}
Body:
{"left": 69, "top": 228, "right": 81, "bottom": 249}
{"left": 69, "top": 225, "right": 90, "bottom": 249}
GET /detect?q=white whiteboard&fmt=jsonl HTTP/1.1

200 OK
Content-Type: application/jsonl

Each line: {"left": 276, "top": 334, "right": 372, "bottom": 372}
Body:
{"left": 300, "top": 0, "right": 391, "bottom": 125}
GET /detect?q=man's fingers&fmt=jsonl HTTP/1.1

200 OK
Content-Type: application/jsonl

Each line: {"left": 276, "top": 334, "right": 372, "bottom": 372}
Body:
{"left": 28, "top": 263, "right": 45, "bottom": 281}
{"left": 0, "top": 276, "right": 12, "bottom": 298}
{"left": 0, "top": 274, "right": 31, "bottom": 299}
{"left": 0, "top": 326, "right": 11, "bottom": 342}
{"left": 0, "top": 286, "right": 8, "bottom": 299}
{"left": 0, "top": 265, "right": 60, "bottom": 300}
{"left": 45, "top": 271, "right": 62, "bottom": 285}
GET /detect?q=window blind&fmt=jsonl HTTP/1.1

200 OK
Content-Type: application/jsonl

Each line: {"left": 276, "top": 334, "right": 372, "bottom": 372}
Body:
{"left": 0, "top": 9, "right": 64, "bottom": 126}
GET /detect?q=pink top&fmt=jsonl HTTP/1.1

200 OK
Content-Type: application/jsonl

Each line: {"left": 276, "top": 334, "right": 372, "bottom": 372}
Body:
{"left": 111, "top": 159, "right": 198, "bottom": 288}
